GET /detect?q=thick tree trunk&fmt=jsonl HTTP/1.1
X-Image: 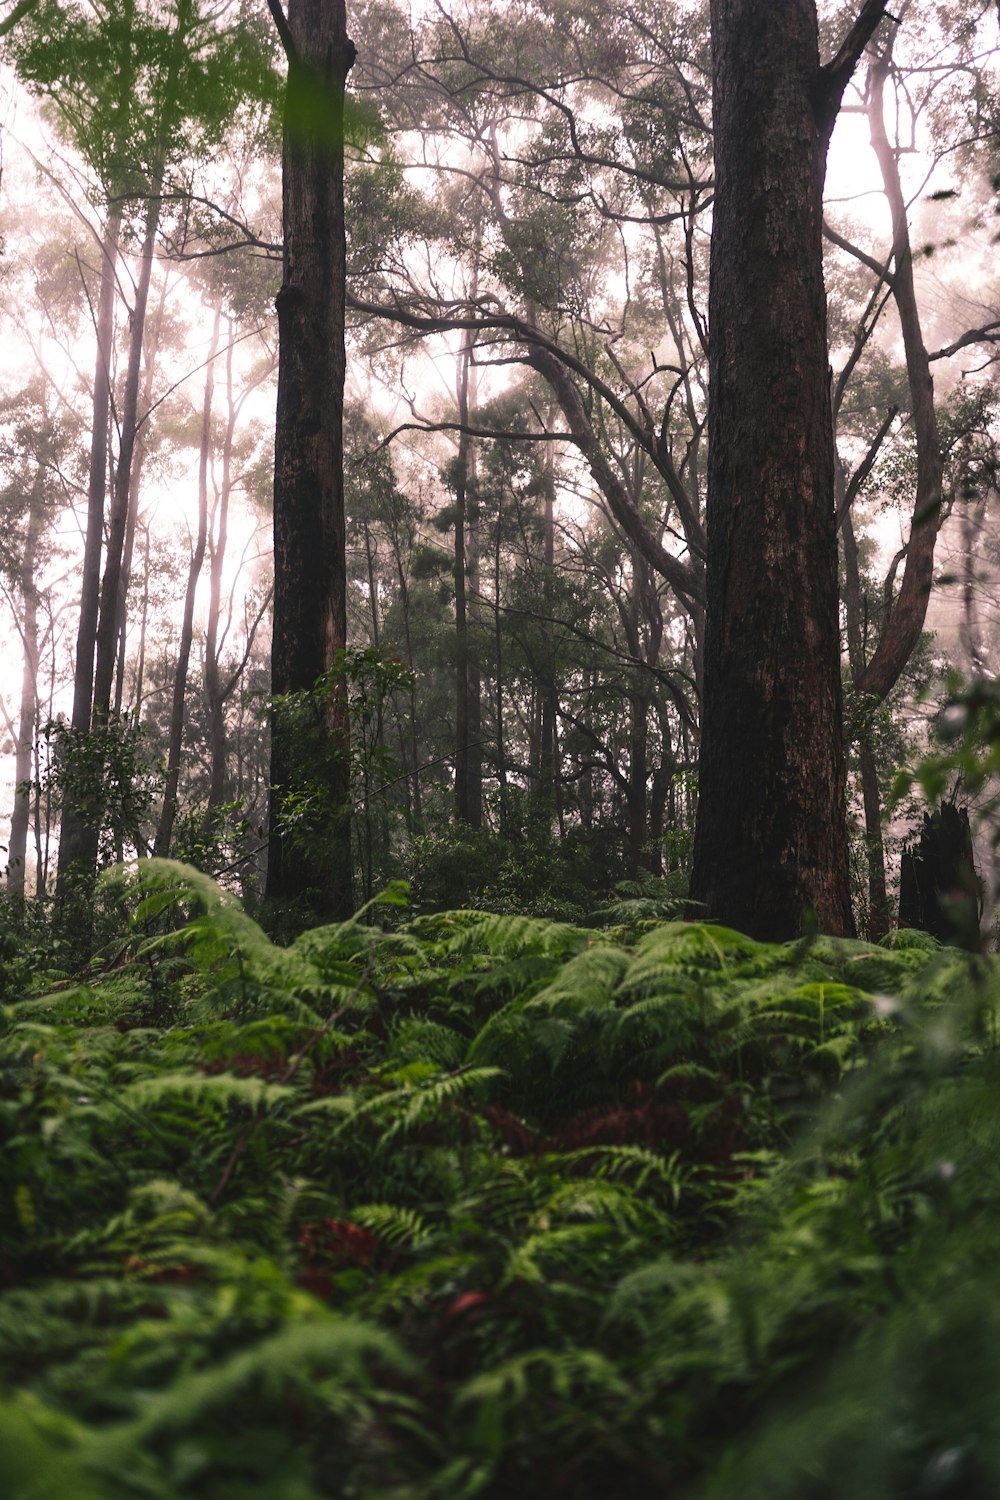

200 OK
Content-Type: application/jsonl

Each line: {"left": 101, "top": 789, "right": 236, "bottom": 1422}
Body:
{"left": 265, "top": 0, "right": 356, "bottom": 918}
{"left": 154, "top": 309, "right": 219, "bottom": 856}
{"left": 690, "top": 0, "right": 869, "bottom": 939}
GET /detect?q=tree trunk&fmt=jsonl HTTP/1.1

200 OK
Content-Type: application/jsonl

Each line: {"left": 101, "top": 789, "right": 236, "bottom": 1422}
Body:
{"left": 154, "top": 308, "right": 219, "bottom": 856}
{"left": 265, "top": 0, "right": 356, "bottom": 919}
{"left": 114, "top": 270, "right": 168, "bottom": 715}
{"left": 55, "top": 207, "right": 120, "bottom": 896}
{"left": 204, "top": 329, "right": 239, "bottom": 813}
{"left": 690, "top": 0, "right": 884, "bottom": 939}
{"left": 7, "top": 473, "right": 43, "bottom": 901}
{"left": 454, "top": 333, "right": 483, "bottom": 827}
{"left": 858, "top": 19, "right": 943, "bottom": 702}
{"left": 92, "top": 162, "right": 165, "bottom": 731}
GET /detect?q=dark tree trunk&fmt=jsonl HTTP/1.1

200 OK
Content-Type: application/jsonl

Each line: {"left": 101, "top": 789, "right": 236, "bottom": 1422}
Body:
{"left": 265, "top": 0, "right": 356, "bottom": 919}
{"left": 690, "top": 0, "right": 885, "bottom": 939}
{"left": 56, "top": 208, "right": 120, "bottom": 896}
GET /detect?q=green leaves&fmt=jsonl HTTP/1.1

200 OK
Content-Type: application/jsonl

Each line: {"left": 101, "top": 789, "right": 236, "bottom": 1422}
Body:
{"left": 3, "top": 863, "right": 999, "bottom": 1496}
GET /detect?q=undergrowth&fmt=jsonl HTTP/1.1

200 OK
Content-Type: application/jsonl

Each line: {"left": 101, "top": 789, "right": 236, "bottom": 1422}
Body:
{"left": 1, "top": 862, "right": 997, "bottom": 1498}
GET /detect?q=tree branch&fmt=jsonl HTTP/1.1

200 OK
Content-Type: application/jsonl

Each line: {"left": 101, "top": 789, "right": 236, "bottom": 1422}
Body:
{"left": 836, "top": 404, "right": 898, "bottom": 524}
{"left": 0, "top": 0, "right": 40, "bottom": 39}
{"left": 930, "top": 320, "right": 1000, "bottom": 362}
{"left": 815, "top": 0, "right": 895, "bottom": 138}
{"left": 263, "top": 0, "right": 298, "bottom": 69}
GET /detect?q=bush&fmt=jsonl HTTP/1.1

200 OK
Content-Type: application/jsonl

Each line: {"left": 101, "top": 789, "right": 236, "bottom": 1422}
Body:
{"left": 1, "top": 863, "right": 997, "bottom": 1497}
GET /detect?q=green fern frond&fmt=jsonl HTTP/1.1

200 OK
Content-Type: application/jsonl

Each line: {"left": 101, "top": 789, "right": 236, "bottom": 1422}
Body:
{"left": 91, "top": 1314, "right": 414, "bottom": 1453}
{"left": 456, "top": 1346, "right": 629, "bottom": 1410}
{"left": 434, "top": 910, "right": 593, "bottom": 961}
{"left": 387, "top": 1018, "right": 468, "bottom": 1071}
{"left": 121, "top": 1071, "right": 293, "bottom": 1111}
{"left": 349, "top": 1203, "right": 431, "bottom": 1248}
{"left": 503, "top": 1223, "right": 611, "bottom": 1286}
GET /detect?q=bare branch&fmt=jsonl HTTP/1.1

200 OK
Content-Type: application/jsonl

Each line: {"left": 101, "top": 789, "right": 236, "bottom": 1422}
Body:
{"left": 816, "top": 0, "right": 896, "bottom": 136}
{"left": 263, "top": 0, "right": 298, "bottom": 69}
{"left": 837, "top": 404, "right": 899, "bottom": 523}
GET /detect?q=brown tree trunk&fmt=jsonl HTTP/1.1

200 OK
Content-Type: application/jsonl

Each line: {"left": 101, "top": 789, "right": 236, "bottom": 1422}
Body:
{"left": 265, "top": 0, "right": 356, "bottom": 919}
{"left": 690, "top": 0, "right": 885, "bottom": 939}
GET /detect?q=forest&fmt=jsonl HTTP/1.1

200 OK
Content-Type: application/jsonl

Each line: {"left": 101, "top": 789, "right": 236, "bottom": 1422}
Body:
{"left": 2, "top": 0, "right": 1000, "bottom": 1495}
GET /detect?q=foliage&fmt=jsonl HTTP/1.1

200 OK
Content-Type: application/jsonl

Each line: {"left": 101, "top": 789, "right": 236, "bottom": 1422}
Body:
{"left": 29, "top": 715, "right": 163, "bottom": 866}
{"left": 2, "top": 862, "right": 998, "bottom": 1496}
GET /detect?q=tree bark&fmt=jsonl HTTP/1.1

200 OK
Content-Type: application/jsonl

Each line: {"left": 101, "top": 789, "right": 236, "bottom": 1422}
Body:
{"left": 265, "top": 0, "right": 356, "bottom": 919}
{"left": 690, "top": 0, "right": 883, "bottom": 939}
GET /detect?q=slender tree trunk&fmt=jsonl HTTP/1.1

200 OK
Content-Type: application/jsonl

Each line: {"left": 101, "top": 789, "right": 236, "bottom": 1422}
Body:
{"left": 690, "top": 0, "right": 883, "bottom": 939}
{"left": 454, "top": 332, "right": 483, "bottom": 827}
{"left": 154, "top": 308, "right": 220, "bottom": 856}
{"left": 538, "top": 438, "right": 558, "bottom": 817}
{"left": 858, "top": 19, "right": 944, "bottom": 702}
{"left": 266, "top": 0, "right": 356, "bottom": 919}
{"left": 838, "top": 453, "right": 890, "bottom": 939}
{"left": 114, "top": 272, "right": 167, "bottom": 715}
{"left": 55, "top": 207, "right": 120, "bottom": 895}
{"left": 92, "top": 162, "right": 165, "bottom": 731}
{"left": 204, "top": 331, "right": 237, "bottom": 812}
{"left": 8, "top": 475, "right": 43, "bottom": 901}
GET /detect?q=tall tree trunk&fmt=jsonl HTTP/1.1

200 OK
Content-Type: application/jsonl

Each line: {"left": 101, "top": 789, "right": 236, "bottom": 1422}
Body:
{"left": 154, "top": 308, "right": 220, "bottom": 856}
{"left": 92, "top": 162, "right": 165, "bottom": 731}
{"left": 454, "top": 333, "right": 483, "bottom": 827}
{"left": 55, "top": 207, "right": 120, "bottom": 896}
{"left": 838, "top": 453, "right": 890, "bottom": 940}
{"left": 858, "top": 16, "right": 944, "bottom": 702}
{"left": 691, "top": 0, "right": 886, "bottom": 939}
{"left": 265, "top": 0, "right": 356, "bottom": 919}
{"left": 8, "top": 474, "right": 43, "bottom": 901}
{"left": 114, "top": 271, "right": 168, "bottom": 715}
{"left": 204, "top": 329, "right": 239, "bottom": 813}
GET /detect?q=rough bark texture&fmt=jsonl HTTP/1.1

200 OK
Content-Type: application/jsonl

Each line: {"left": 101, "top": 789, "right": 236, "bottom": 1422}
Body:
{"left": 690, "top": 0, "right": 855, "bottom": 939}
{"left": 266, "top": 0, "right": 355, "bottom": 918}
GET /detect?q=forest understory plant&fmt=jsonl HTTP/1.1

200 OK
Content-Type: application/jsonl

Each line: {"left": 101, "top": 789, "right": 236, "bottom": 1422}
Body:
{"left": 1, "top": 862, "right": 997, "bottom": 1498}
